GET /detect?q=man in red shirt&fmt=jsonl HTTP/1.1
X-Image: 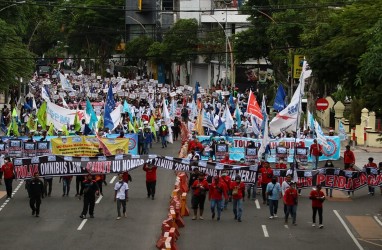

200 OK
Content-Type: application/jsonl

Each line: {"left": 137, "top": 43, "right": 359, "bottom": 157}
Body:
{"left": 220, "top": 170, "right": 231, "bottom": 210}
{"left": 364, "top": 157, "right": 378, "bottom": 195}
{"left": 191, "top": 173, "right": 209, "bottom": 220}
{"left": 230, "top": 175, "right": 245, "bottom": 222}
{"left": 259, "top": 161, "right": 273, "bottom": 205}
{"left": 309, "top": 139, "right": 322, "bottom": 170}
{"left": 343, "top": 145, "right": 355, "bottom": 169}
{"left": 143, "top": 161, "right": 157, "bottom": 200}
{"left": 1, "top": 156, "right": 14, "bottom": 199}
{"left": 284, "top": 182, "right": 298, "bottom": 225}
{"left": 309, "top": 184, "right": 325, "bottom": 228}
{"left": 220, "top": 153, "right": 235, "bottom": 164}
{"left": 209, "top": 176, "right": 228, "bottom": 221}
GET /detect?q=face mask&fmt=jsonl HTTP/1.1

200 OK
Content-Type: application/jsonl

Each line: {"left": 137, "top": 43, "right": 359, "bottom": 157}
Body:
{"left": 272, "top": 180, "right": 277, "bottom": 184}
{"left": 236, "top": 180, "right": 240, "bottom": 183}
{"left": 222, "top": 173, "right": 227, "bottom": 176}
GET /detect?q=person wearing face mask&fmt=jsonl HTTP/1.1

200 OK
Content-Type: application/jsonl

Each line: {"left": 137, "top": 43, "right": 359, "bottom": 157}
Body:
{"left": 114, "top": 173, "right": 129, "bottom": 220}
{"left": 79, "top": 174, "right": 100, "bottom": 219}
{"left": 1, "top": 156, "right": 14, "bottom": 199}
{"left": 209, "top": 176, "right": 228, "bottom": 221}
{"left": 220, "top": 170, "right": 231, "bottom": 210}
{"left": 143, "top": 161, "right": 157, "bottom": 200}
{"left": 29, "top": 172, "right": 44, "bottom": 217}
{"left": 324, "top": 160, "right": 334, "bottom": 197}
{"left": 266, "top": 176, "right": 281, "bottom": 219}
{"left": 230, "top": 175, "right": 245, "bottom": 222}
{"left": 259, "top": 161, "right": 273, "bottom": 205}
{"left": 281, "top": 175, "right": 292, "bottom": 216}
{"left": 284, "top": 181, "right": 298, "bottom": 225}
{"left": 191, "top": 173, "right": 209, "bottom": 220}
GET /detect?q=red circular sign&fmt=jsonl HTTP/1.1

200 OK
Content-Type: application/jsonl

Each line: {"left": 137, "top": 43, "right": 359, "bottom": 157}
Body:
{"left": 316, "top": 98, "right": 329, "bottom": 111}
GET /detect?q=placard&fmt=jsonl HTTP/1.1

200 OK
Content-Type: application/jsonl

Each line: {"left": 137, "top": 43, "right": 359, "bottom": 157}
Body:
{"left": 170, "top": 92, "right": 176, "bottom": 97}
{"left": 215, "top": 143, "right": 228, "bottom": 162}
{"left": 0, "top": 142, "right": 7, "bottom": 155}
{"left": 23, "top": 142, "right": 36, "bottom": 157}
{"left": 36, "top": 141, "right": 50, "bottom": 156}
{"left": 245, "top": 147, "right": 258, "bottom": 163}
{"left": 97, "top": 76, "right": 101, "bottom": 80}
{"left": 158, "top": 84, "right": 163, "bottom": 88}
{"left": 8, "top": 139, "right": 22, "bottom": 157}
{"left": 161, "top": 88, "right": 168, "bottom": 93}
{"left": 129, "top": 94, "right": 136, "bottom": 99}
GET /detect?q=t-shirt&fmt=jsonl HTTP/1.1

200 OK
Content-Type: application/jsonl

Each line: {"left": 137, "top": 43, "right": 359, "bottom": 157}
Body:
{"left": 114, "top": 181, "right": 129, "bottom": 199}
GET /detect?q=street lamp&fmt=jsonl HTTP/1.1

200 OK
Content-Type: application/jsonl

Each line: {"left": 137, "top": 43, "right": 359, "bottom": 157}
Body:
{"left": 223, "top": 0, "right": 232, "bottom": 90}
{"left": 0, "top": 1, "right": 25, "bottom": 13}
{"left": 126, "top": 15, "right": 148, "bottom": 35}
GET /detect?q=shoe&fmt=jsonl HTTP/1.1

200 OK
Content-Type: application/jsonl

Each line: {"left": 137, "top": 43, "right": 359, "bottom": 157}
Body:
{"left": 116, "top": 217, "right": 121, "bottom": 220}
{"left": 152, "top": 196, "right": 155, "bottom": 200}
{"left": 312, "top": 223, "right": 316, "bottom": 227}
{"left": 212, "top": 212, "right": 215, "bottom": 219}
{"left": 234, "top": 215, "right": 237, "bottom": 220}
{"left": 32, "top": 210, "right": 35, "bottom": 216}
{"left": 90, "top": 215, "right": 94, "bottom": 218}
{"left": 35, "top": 214, "right": 39, "bottom": 217}
{"left": 368, "top": 192, "right": 371, "bottom": 194}
{"left": 319, "top": 224, "right": 324, "bottom": 229}
{"left": 192, "top": 216, "right": 196, "bottom": 220}
{"left": 199, "top": 216, "right": 204, "bottom": 220}
{"left": 123, "top": 212, "right": 127, "bottom": 218}
{"left": 62, "top": 194, "right": 65, "bottom": 197}
{"left": 269, "top": 216, "right": 274, "bottom": 219}
{"left": 217, "top": 217, "right": 220, "bottom": 221}
{"left": 238, "top": 218, "right": 242, "bottom": 222}
{"left": 371, "top": 193, "right": 374, "bottom": 196}
{"left": 79, "top": 215, "right": 86, "bottom": 219}
{"left": 274, "top": 214, "right": 278, "bottom": 218}
{"left": 330, "top": 195, "right": 332, "bottom": 198}
{"left": 293, "top": 223, "right": 297, "bottom": 226}
{"left": 347, "top": 195, "right": 350, "bottom": 198}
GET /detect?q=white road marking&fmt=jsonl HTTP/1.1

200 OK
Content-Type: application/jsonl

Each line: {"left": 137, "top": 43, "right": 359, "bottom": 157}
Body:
{"left": 284, "top": 225, "right": 289, "bottom": 229}
{"left": 109, "top": 176, "right": 117, "bottom": 184}
{"left": 333, "top": 210, "right": 364, "bottom": 250}
{"left": 373, "top": 216, "right": 382, "bottom": 227}
{"left": 255, "top": 200, "right": 260, "bottom": 209}
{"left": 0, "top": 181, "right": 23, "bottom": 213}
{"left": 95, "top": 195, "right": 103, "bottom": 204}
{"left": 77, "top": 219, "right": 88, "bottom": 230}
{"left": 262, "top": 225, "right": 269, "bottom": 237}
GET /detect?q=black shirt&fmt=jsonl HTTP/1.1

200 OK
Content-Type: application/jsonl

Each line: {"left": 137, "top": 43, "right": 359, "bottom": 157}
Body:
{"left": 29, "top": 178, "right": 44, "bottom": 197}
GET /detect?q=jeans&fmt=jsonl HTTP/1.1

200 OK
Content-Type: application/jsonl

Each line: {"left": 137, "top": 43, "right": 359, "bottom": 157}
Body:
{"left": 285, "top": 205, "right": 297, "bottom": 223}
{"left": 62, "top": 179, "right": 71, "bottom": 195}
{"left": 116, "top": 198, "right": 126, "bottom": 217}
{"left": 30, "top": 196, "right": 42, "bottom": 215}
{"left": 143, "top": 143, "right": 149, "bottom": 154}
{"left": 233, "top": 199, "right": 243, "bottom": 219}
{"left": 261, "top": 183, "right": 268, "bottom": 203}
{"left": 269, "top": 199, "right": 278, "bottom": 216}
{"left": 161, "top": 136, "right": 167, "bottom": 147}
{"left": 312, "top": 207, "right": 323, "bottom": 224}
{"left": 210, "top": 199, "right": 223, "bottom": 219}
{"left": 247, "top": 183, "right": 257, "bottom": 200}
{"left": 312, "top": 155, "right": 319, "bottom": 169}
{"left": 4, "top": 178, "right": 13, "bottom": 198}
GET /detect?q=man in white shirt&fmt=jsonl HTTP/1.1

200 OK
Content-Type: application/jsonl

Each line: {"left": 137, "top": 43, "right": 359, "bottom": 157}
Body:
{"left": 114, "top": 173, "right": 129, "bottom": 220}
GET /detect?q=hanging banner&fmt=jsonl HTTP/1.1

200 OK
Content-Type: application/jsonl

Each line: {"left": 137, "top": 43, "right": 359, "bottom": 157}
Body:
{"left": 51, "top": 136, "right": 129, "bottom": 156}
{"left": 197, "top": 136, "right": 341, "bottom": 162}
{"left": 46, "top": 102, "right": 85, "bottom": 129}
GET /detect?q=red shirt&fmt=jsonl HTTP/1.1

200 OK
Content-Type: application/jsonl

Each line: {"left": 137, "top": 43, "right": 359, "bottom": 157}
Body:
{"left": 343, "top": 150, "right": 355, "bottom": 164}
{"left": 220, "top": 175, "right": 231, "bottom": 191}
{"left": 209, "top": 182, "right": 228, "bottom": 200}
{"left": 230, "top": 181, "right": 245, "bottom": 200}
{"left": 259, "top": 167, "right": 273, "bottom": 184}
{"left": 364, "top": 162, "right": 377, "bottom": 169}
{"left": 220, "top": 156, "right": 235, "bottom": 164}
{"left": 309, "top": 189, "right": 325, "bottom": 208}
{"left": 284, "top": 188, "right": 298, "bottom": 206}
{"left": 275, "top": 163, "right": 287, "bottom": 169}
{"left": 191, "top": 179, "right": 209, "bottom": 196}
{"left": 310, "top": 143, "right": 322, "bottom": 156}
{"left": 1, "top": 162, "right": 14, "bottom": 179}
{"left": 122, "top": 172, "right": 131, "bottom": 183}
{"left": 143, "top": 165, "right": 157, "bottom": 182}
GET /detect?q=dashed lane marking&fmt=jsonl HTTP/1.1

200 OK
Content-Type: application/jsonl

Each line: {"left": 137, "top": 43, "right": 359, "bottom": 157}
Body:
{"left": 109, "top": 176, "right": 116, "bottom": 184}
{"left": 77, "top": 219, "right": 88, "bottom": 230}
{"left": 373, "top": 216, "right": 382, "bottom": 227}
{"left": 255, "top": 199, "right": 260, "bottom": 209}
{"left": 333, "top": 210, "right": 364, "bottom": 250}
{"left": 262, "top": 225, "right": 269, "bottom": 237}
{"left": 95, "top": 195, "right": 103, "bottom": 204}
{"left": 0, "top": 181, "right": 23, "bottom": 214}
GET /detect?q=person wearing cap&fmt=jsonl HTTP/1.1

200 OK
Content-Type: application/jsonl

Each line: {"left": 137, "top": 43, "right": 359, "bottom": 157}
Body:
{"left": 364, "top": 157, "right": 378, "bottom": 195}
{"left": 29, "top": 172, "right": 44, "bottom": 217}
{"left": 79, "top": 174, "right": 100, "bottom": 219}
{"left": 1, "top": 156, "right": 14, "bottom": 198}
{"left": 343, "top": 145, "right": 355, "bottom": 169}
{"left": 230, "top": 175, "right": 245, "bottom": 222}
{"left": 284, "top": 181, "right": 298, "bottom": 225}
{"left": 266, "top": 176, "right": 281, "bottom": 219}
{"left": 209, "top": 175, "right": 228, "bottom": 221}
{"left": 309, "top": 184, "right": 325, "bottom": 228}
{"left": 191, "top": 173, "right": 209, "bottom": 220}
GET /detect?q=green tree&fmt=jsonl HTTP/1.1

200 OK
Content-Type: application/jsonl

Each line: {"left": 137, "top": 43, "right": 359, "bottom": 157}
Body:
{"left": 125, "top": 35, "right": 154, "bottom": 66}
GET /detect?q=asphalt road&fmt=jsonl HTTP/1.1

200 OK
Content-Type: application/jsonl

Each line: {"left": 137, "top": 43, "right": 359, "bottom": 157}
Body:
{"left": 0, "top": 141, "right": 381, "bottom": 250}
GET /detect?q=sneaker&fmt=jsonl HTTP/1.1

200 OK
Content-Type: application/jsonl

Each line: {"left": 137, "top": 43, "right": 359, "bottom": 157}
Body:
{"left": 319, "top": 224, "right": 324, "bottom": 229}
{"left": 293, "top": 223, "right": 297, "bottom": 226}
{"left": 35, "top": 214, "right": 39, "bottom": 217}
{"left": 238, "top": 218, "right": 242, "bottom": 222}
{"left": 79, "top": 215, "right": 86, "bottom": 219}
{"left": 62, "top": 194, "right": 65, "bottom": 197}
{"left": 269, "top": 216, "right": 274, "bottom": 219}
{"left": 90, "top": 215, "right": 94, "bottom": 218}
{"left": 312, "top": 223, "right": 316, "bottom": 227}
{"left": 217, "top": 217, "right": 220, "bottom": 221}
{"left": 32, "top": 210, "right": 35, "bottom": 216}
{"left": 199, "top": 216, "right": 204, "bottom": 220}
{"left": 274, "top": 214, "right": 278, "bottom": 218}
{"left": 116, "top": 217, "right": 121, "bottom": 220}
{"left": 152, "top": 196, "right": 155, "bottom": 200}
{"left": 234, "top": 215, "right": 237, "bottom": 220}
{"left": 212, "top": 212, "right": 215, "bottom": 219}
{"left": 347, "top": 195, "right": 350, "bottom": 198}
{"left": 192, "top": 216, "right": 196, "bottom": 220}
{"left": 123, "top": 212, "right": 127, "bottom": 218}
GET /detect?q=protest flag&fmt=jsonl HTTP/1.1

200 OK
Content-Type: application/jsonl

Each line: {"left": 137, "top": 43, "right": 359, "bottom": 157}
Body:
{"left": 149, "top": 116, "right": 156, "bottom": 138}
{"left": 246, "top": 90, "right": 263, "bottom": 120}
{"left": 235, "top": 103, "right": 241, "bottom": 127}
{"left": 62, "top": 124, "right": 69, "bottom": 136}
{"left": 37, "top": 102, "right": 47, "bottom": 130}
{"left": 86, "top": 98, "right": 98, "bottom": 130}
{"left": 47, "top": 122, "right": 55, "bottom": 136}
{"left": 273, "top": 83, "right": 287, "bottom": 112}
{"left": 128, "top": 121, "right": 136, "bottom": 133}
{"left": 74, "top": 111, "right": 81, "bottom": 132}
{"left": 104, "top": 84, "right": 116, "bottom": 130}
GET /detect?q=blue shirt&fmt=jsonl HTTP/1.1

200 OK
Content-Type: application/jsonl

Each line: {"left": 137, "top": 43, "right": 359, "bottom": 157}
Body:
{"left": 266, "top": 182, "right": 281, "bottom": 200}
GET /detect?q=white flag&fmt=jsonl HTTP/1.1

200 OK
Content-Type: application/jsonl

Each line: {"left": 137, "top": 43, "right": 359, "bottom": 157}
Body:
{"left": 202, "top": 109, "right": 216, "bottom": 131}
{"left": 224, "top": 104, "right": 234, "bottom": 130}
{"left": 314, "top": 120, "right": 330, "bottom": 150}
{"left": 162, "top": 98, "right": 173, "bottom": 144}
{"left": 41, "top": 86, "right": 50, "bottom": 102}
{"left": 258, "top": 115, "right": 270, "bottom": 159}
{"left": 59, "top": 72, "right": 76, "bottom": 92}
{"left": 338, "top": 120, "right": 348, "bottom": 141}
{"left": 61, "top": 96, "right": 69, "bottom": 109}
{"left": 32, "top": 97, "right": 37, "bottom": 110}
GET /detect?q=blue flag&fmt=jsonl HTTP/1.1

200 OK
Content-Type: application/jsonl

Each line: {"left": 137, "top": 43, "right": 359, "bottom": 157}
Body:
{"left": 273, "top": 84, "right": 287, "bottom": 112}
{"left": 86, "top": 98, "right": 98, "bottom": 130}
{"left": 104, "top": 84, "right": 115, "bottom": 130}
{"left": 235, "top": 104, "right": 241, "bottom": 127}
{"left": 218, "top": 92, "right": 223, "bottom": 102}
{"left": 229, "top": 94, "right": 235, "bottom": 107}
{"left": 193, "top": 82, "right": 200, "bottom": 101}
{"left": 260, "top": 95, "right": 267, "bottom": 134}
{"left": 123, "top": 100, "right": 133, "bottom": 122}
{"left": 216, "top": 116, "right": 226, "bottom": 135}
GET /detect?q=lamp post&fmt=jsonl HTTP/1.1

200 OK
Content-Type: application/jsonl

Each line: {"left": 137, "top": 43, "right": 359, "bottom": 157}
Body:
{"left": 0, "top": 1, "right": 25, "bottom": 13}
{"left": 223, "top": 0, "right": 232, "bottom": 90}
{"left": 126, "top": 15, "right": 148, "bottom": 35}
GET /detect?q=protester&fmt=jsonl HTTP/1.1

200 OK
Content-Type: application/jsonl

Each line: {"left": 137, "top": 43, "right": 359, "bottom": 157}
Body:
{"left": 283, "top": 181, "right": 298, "bottom": 225}
{"left": 281, "top": 174, "right": 292, "bottom": 216}
{"left": 188, "top": 167, "right": 200, "bottom": 190}
{"left": 309, "top": 184, "right": 325, "bottom": 228}
{"left": 259, "top": 161, "right": 273, "bottom": 205}
{"left": 29, "top": 172, "right": 44, "bottom": 217}
{"left": 79, "top": 174, "right": 100, "bottom": 219}
{"left": 191, "top": 173, "right": 209, "bottom": 220}
{"left": 220, "top": 170, "right": 231, "bottom": 210}
{"left": 364, "top": 157, "right": 378, "bottom": 196}
{"left": 143, "top": 161, "right": 157, "bottom": 200}
{"left": 266, "top": 176, "right": 281, "bottom": 219}
{"left": 159, "top": 121, "right": 169, "bottom": 148}
{"left": 1, "top": 156, "right": 14, "bottom": 199}
{"left": 209, "top": 176, "right": 228, "bottom": 221}
{"left": 230, "top": 175, "right": 245, "bottom": 222}
{"left": 343, "top": 145, "right": 355, "bottom": 169}
{"left": 309, "top": 139, "right": 322, "bottom": 169}
{"left": 43, "top": 176, "right": 53, "bottom": 197}
{"left": 60, "top": 175, "right": 73, "bottom": 197}
{"left": 324, "top": 160, "right": 334, "bottom": 197}
{"left": 114, "top": 173, "right": 129, "bottom": 220}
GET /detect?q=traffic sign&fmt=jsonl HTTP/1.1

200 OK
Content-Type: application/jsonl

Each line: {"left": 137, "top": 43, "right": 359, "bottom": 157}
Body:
{"left": 316, "top": 98, "right": 329, "bottom": 111}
